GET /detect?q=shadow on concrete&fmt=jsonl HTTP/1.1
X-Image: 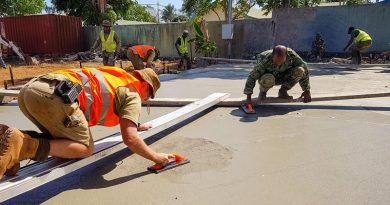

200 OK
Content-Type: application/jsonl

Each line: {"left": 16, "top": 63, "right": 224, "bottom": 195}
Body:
{"left": 159, "top": 65, "right": 372, "bottom": 83}
{"left": 308, "top": 67, "right": 359, "bottom": 76}
{"left": 377, "top": 70, "right": 390, "bottom": 73}
{"left": 230, "top": 104, "right": 390, "bottom": 122}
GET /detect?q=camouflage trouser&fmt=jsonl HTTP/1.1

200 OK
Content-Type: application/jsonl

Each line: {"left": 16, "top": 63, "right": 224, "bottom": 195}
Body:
{"left": 179, "top": 52, "right": 191, "bottom": 70}
{"left": 258, "top": 67, "right": 305, "bottom": 92}
{"left": 102, "top": 51, "right": 116, "bottom": 66}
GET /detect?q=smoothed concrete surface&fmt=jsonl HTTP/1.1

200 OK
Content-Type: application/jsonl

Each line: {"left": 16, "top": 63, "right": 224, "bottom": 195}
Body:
{"left": 1, "top": 64, "right": 390, "bottom": 204}
{"left": 157, "top": 64, "right": 390, "bottom": 98}
{"left": 3, "top": 98, "right": 390, "bottom": 205}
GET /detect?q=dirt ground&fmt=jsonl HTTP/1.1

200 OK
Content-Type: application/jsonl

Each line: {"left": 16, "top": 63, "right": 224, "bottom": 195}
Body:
{"left": 0, "top": 60, "right": 184, "bottom": 88}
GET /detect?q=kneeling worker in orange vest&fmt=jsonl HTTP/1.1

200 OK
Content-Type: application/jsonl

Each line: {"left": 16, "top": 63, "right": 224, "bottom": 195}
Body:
{"left": 0, "top": 67, "right": 175, "bottom": 179}
{"left": 127, "top": 45, "right": 160, "bottom": 70}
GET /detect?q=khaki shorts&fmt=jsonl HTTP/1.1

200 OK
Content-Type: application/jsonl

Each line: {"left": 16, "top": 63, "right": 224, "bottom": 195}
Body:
{"left": 18, "top": 74, "right": 91, "bottom": 146}
{"left": 127, "top": 50, "right": 145, "bottom": 70}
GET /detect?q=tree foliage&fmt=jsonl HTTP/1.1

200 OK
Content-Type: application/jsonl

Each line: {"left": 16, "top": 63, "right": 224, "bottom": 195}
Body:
{"left": 258, "top": 0, "right": 321, "bottom": 14}
{"left": 192, "top": 20, "right": 216, "bottom": 57}
{"left": 162, "top": 4, "right": 176, "bottom": 22}
{"left": 0, "top": 0, "right": 45, "bottom": 16}
{"left": 172, "top": 15, "right": 189, "bottom": 22}
{"left": 125, "top": 3, "right": 157, "bottom": 22}
{"left": 182, "top": 0, "right": 258, "bottom": 21}
{"left": 53, "top": 0, "right": 154, "bottom": 25}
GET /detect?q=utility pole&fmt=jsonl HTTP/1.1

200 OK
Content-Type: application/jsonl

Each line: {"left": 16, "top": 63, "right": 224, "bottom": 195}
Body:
{"left": 157, "top": 1, "right": 160, "bottom": 23}
{"left": 227, "top": 0, "right": 233, "bottom": 58}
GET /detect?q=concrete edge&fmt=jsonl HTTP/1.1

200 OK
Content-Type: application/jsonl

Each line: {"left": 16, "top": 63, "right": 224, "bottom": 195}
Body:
{"left": 1, "top": 89, "right": 390, "bottom": 107}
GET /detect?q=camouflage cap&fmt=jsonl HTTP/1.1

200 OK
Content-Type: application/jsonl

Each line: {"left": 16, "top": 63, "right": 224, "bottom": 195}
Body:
{"left": 134, "top": 68, "right": 160, "bottom": 99}
{"left": 102, "top": 20, "right": 112, "bottom": 27}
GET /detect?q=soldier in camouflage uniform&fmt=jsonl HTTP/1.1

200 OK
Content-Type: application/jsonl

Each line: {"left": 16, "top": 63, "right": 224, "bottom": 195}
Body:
{"left": 311, "top": 33, "right": 325, "bottom": 61}
{"left": 243, "top": 45, "right": 312, "bottom": 107}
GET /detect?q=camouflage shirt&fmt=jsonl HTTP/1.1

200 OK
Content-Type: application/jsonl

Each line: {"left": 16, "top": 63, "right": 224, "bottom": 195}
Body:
{"left": 243, "top": 48, "right": 310, "bottom": 94}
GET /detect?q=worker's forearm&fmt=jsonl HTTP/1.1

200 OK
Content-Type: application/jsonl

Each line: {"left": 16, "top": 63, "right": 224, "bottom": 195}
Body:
{"left": 125, "top": 135, "right": 159, "bottom": 162}
{"left": 243, "top": 75, "right": 256, "bottom": 95}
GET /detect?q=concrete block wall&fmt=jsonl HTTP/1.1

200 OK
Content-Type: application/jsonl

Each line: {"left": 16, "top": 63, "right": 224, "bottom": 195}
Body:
{"left": 83, "top": 4, "right": 390, "bottom": 58}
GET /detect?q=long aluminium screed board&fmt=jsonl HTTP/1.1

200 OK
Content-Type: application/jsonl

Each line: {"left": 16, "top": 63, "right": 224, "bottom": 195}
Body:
{"left": 0, "top": 93, "right": 230, "bottom": 202}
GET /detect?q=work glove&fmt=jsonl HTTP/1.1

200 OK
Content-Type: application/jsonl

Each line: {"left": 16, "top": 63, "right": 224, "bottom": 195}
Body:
{"left": 300, "top": 90, "right": 312, "bottom": 103}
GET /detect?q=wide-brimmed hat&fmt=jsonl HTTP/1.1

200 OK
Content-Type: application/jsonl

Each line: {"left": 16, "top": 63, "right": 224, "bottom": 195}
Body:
{"left": 133, "top": 68, "right": 160, "bottom": 99}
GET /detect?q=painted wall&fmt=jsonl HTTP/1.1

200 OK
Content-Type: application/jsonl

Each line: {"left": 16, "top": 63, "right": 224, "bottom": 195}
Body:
{"left": 84, "top": 4, "right": 390, "bottom": 58}
{"left": 273, "top": 4, "right": 390, "bottom": 53}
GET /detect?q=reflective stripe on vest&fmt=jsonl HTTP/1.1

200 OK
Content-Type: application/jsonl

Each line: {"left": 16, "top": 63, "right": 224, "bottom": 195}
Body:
{"left": 178, "top": 36, "right": 188, "bottom": 54}
{"left": 100, "top": 31, "right": 116, "bottom": 52}
{"left": 53, "top": 67, "right": 147, "bottom": 127}
{"left": 129, "top": 45, "right": 154, "bottom": 60}
{"left": 354, "top": 29, "right": 372, "bottom": 43}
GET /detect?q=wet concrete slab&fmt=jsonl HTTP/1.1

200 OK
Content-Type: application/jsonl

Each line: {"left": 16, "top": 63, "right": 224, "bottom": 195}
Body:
{"left": 157, "top": 64, "right": 390, "bottom": 98}
{"left": 3, "top": 97, "right": 390, "bottom": 205}
{"left": 1, "top": 64, "right": 390, "bottom": 204}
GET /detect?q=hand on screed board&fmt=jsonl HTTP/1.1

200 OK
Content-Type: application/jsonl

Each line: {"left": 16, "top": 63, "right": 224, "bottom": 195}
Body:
{"left": 300, "top": 90, "right": 312, "bottom": 103}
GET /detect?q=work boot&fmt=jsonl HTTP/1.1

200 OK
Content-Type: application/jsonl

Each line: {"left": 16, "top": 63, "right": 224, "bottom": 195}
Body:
{"left": 258, "top": 91, "right": 267, "bottom": 101}
{"left": 0, "top": 124, "right": 40, "bottom": 179}
{"left": 278, "top": 85, "right": 293, "bottom": 100}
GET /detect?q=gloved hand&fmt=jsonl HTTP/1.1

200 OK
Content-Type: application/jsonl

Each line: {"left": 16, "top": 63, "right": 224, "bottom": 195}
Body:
{"left": 300, "top": 90, "right": 312, "bottom": 103}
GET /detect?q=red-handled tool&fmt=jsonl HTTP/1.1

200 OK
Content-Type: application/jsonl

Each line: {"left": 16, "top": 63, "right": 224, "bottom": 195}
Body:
{"left": 241, "top": 103, "right": 256, "bottom": 114}
{"left": 147, "top": 153, "right": 190, "bottom": 174}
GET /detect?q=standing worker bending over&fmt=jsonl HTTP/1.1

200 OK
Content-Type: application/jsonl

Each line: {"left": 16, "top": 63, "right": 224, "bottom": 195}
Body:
{"left": 343, "top": 27, "right": 372, "bottom": 65}
{"left": 127, "top": 45, "right": 160, "bottom": 70}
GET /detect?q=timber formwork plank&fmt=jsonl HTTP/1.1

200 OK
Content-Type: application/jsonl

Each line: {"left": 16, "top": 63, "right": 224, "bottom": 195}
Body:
{"left": 0, "top": 93, "right": 230, "bottom": 202}
{"left": 1, "top": 90, "right": 390, "bottom": 106}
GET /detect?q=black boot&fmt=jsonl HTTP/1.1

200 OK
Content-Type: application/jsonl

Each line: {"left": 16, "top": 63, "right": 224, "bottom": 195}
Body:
{"left": 278, "top": 85, "right": 293, "bottom": 100}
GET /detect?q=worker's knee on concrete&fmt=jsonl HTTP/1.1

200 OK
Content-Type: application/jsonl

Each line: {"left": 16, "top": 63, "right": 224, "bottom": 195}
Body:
{"left": 76, "top": 144, "right": 94, "bottom": 158}
{"left": 259, "top": 74, "right": 275, "bottom": 88}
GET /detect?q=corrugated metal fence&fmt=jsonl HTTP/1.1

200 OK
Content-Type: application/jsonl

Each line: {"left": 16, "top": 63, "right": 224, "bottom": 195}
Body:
{"left": 0, "top": 14, "right": 83, "bottom": 55}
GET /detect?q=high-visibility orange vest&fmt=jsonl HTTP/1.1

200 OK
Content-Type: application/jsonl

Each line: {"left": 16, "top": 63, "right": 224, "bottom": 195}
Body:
{"left": 129, "top": 45, "right": 155, "bottom": 60}
{"left": 53, "top": 67, "right": 149, "bottom": 127}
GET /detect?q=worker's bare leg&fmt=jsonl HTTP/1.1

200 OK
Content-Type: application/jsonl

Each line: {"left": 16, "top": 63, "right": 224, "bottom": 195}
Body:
{"left": 49, "top": 136, "right": 94, "bottom": 159}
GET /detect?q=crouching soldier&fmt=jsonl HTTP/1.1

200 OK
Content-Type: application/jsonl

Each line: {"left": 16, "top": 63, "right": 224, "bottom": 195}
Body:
{"left": 243, "top": 45, "right": 312, "bottom": 109}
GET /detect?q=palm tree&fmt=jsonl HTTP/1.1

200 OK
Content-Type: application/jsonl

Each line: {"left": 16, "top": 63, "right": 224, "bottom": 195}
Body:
{"left": 161, "top": 4, "right": 176, "bottom": 22}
